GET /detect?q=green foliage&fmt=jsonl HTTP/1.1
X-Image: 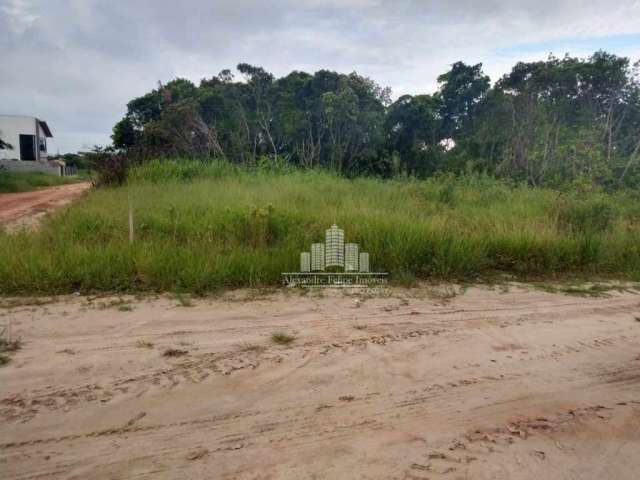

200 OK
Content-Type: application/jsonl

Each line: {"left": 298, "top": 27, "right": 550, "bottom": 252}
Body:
{"left": 128, "top": 158, "right": 237, "bottom": 183}
{"left": 437, "top": 180, "right": 456, "bottom": 207}
{"left": 556, "top": 197, "right": 618, "bottom": 234}
{"left": 0, "top": 171, "right": 76, "bottom": 193}
{"left": 90, "top": 150, "right": 130, "bottom": 186}
{"left": 110, "top": 53, "right": 640, "bottom": 189}
{"left": 0, "top": 162, "right": 638, "bottom": 294}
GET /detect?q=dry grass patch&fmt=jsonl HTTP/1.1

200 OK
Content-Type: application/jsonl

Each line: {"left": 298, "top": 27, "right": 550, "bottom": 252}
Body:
{"left": 271, "top": 332, "right": 295, "bottom": 346}
{"left": 162, "top": 347, "right": 189, "bottom": 357}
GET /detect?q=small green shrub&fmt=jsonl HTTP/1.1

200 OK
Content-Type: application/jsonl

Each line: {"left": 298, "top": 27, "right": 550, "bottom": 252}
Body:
{"left": 175, "top": 293, "right": 193, "bottom": 307}
{"left": 556, "top": 198, "right": 618, "bottom": 234}
{"left": 437, "top": 181, "right": 456, "bottom": 207}
{"left": 92, "top": 153, "right": 131, "bottom": 186}
{"left": 271, "top": 332, "right": 295, "bottom": 345}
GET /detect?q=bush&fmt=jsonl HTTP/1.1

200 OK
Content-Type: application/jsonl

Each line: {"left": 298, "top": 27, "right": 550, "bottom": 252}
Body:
{"left": 437, "top": 181, "right": 456, "bottom": 207}
{"left": 91, "top": 152, "right": 131, "bottom": 187}
{"left": 557, "top": 198, "right": 618, "bottom": 234}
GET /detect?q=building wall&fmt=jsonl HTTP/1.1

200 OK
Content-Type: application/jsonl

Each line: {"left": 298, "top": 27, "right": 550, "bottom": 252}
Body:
{"left": 0, "top": 116, "right": 38, "bottom": 161}
{"left": 0, "top": 159, "right": 62, "bottom": 176}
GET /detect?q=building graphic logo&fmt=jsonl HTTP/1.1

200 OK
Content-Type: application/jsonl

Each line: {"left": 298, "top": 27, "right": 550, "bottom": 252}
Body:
{"left": 282, "top": 224, "right": 387, "bottom": 287}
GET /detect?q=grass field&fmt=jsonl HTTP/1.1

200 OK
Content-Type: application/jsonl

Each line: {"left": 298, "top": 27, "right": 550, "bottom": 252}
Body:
{"left": 0, "top": 160, "right": 639, "bottom": 294}
{"left": 0, "top": 170, "right": 79, "bottom": 193}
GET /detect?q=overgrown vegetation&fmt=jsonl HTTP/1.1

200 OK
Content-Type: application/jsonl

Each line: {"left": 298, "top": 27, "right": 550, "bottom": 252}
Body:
{"left": 1, "top": 160, "right": 637, "bottom": 294}
{"left": 0, "top": 171, "right": 77, "bottom": 193}
{"left": 110, "top": 52, "right": 640, "bottom": 189}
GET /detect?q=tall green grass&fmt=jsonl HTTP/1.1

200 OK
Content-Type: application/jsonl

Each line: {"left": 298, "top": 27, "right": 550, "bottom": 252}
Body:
{"left": 0, "top": 171, "right": 77, "bottom": 193}
{"left": 0, "top": 160, "right": 638, "bottom": 294}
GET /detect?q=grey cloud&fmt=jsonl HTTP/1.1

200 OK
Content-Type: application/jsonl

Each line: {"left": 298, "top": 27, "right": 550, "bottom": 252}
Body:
{"left": 1, "top": 0, "right": 638, "bottom": 153}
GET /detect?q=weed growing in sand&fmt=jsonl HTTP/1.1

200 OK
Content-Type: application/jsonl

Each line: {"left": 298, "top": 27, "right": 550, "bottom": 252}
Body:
{"left": 0, "top": 336, "right": 22, "bottom": 353}
{"left": 533, "top": 282, "right": 635, "bottom": 297}
{"left": 175, "top": 293, "right": 193, "bottom": 307}
{"left": 353, "top": 324, "right": 367, "bottom": 330}
{"left": 0, "top": 297, "right": 52, "bottom": 309}
{"left": 92, "top": 297, "right": 134, "bottom": 311}
{"left": 0, "top": 354, "right": 9, "bottom": 366}
{"left": 238, "top": 342, "right": 267, "bottom": 353}
{"left": 271, "top": 332, "right": 295, "bottom": 346}
{"left": 136, "top": 339, "right": 154, "bottom": 349}
{"left": 162, "top": 347, "right": 188, "bottom": 357}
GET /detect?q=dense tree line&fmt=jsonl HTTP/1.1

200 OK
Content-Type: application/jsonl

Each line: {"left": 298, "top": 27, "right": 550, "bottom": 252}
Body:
{"left": 112, "top": 51, "right": 640, "bottom": 188}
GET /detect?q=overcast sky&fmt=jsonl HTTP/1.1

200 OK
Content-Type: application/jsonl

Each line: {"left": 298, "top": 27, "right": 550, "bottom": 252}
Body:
{"left": 1, "top": 0, "right": 639, "bottom": 154}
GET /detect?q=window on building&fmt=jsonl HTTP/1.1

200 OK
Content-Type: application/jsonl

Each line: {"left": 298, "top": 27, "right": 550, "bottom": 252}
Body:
{"left": 39, "top": 137, "right": 47, "bottom": 152}
{"left": 19, "top": 134, "right": 36, "bottom": 161}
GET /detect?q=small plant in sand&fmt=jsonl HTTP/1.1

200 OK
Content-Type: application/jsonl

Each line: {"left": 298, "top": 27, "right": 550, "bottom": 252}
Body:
{"left": 238, "top": 342, "right": 266, "bottom": 353}
{"left": 271, "top": 332, "right": 295, "bottom": 346}
{"left": 162, "top": 347, "right": 188, "bottom": 357}
{"left": 136, "top": 339, "right": 154, "bottom": 349}
{"left": 0, "top": 336, "right": 22, "bottom": 353}
{"left": 96, "top": 297, "right": 133, "bottom": 310}
{"left": 175, "top": 293, "right": 194, "bottom": 307}
{"left": 0, "top": 331, "right": 22, "bottom": 366}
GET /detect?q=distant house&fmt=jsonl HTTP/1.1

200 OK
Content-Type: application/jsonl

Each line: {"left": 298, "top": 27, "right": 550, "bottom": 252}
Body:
{"left": 0, "top": 115, "right": 72, "bottom": 176}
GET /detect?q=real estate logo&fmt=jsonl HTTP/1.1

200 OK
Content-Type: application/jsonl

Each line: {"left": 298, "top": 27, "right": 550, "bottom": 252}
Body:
{"left": 282, "top": 224, "right": 388, "bottom": 287}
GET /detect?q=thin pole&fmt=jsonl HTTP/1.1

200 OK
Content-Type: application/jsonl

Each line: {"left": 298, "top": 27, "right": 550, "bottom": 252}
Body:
{"left": 128, "top": 182, "right": 134, "bottom": 243}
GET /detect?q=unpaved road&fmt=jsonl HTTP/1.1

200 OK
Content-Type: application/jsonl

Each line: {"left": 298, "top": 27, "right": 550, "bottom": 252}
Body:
{"left": 1, "top": 285, "right": 639, "bottom": 479}
{"left": 0, "top": 182, "right": 91, "bottom": 232}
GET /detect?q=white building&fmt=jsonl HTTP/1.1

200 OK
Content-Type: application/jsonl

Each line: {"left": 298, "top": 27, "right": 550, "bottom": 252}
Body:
{"left": 0, "top": 115, "right": 68, "bottom": 176}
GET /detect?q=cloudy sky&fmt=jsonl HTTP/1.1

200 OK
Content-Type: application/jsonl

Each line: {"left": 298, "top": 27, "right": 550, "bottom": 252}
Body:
{"left": 1, "top": 0, "right": 639, "bottom": 153}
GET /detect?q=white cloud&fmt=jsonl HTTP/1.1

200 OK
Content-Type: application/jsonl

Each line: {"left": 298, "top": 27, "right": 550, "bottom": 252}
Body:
{"left": 1, "top": 0, "right": 39, "bottom": 34}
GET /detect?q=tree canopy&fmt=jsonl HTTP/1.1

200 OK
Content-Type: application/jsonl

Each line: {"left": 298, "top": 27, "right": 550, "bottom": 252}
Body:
{"left": 112, "top": 53, "right": 640, "bottom": 188}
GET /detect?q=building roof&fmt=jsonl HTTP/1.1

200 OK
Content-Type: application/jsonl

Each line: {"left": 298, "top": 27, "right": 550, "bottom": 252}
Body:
{"left": 38, "top": 120, "right": 53, "bottom": 138}
{"left": 0, "top": 115, "right": 53, "bottom": 137}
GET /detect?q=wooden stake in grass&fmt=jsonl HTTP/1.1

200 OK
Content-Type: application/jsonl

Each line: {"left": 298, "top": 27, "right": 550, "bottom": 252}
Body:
{"left": 128, "top": 181, "right": 134, "bottom": 243}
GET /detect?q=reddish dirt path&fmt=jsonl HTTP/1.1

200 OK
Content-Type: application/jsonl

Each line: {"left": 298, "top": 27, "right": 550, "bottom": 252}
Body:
{"left": 0, "top": 182, "right": 91, "bottom": 232}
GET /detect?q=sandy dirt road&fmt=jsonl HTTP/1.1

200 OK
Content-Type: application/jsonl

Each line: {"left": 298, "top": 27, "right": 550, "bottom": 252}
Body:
{"left": 0, "top": 182, "right": 91, "bottom": 232}
{"left": 1, "top": 285, "right": 639, "bottom": 479}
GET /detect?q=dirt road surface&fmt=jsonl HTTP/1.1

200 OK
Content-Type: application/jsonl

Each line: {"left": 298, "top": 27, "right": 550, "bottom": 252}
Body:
{"left": 0, "top": 182, "right": 91, "bottom": 232}
{"left": 1, "top": 286, "right": 639, "bottom": 479}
